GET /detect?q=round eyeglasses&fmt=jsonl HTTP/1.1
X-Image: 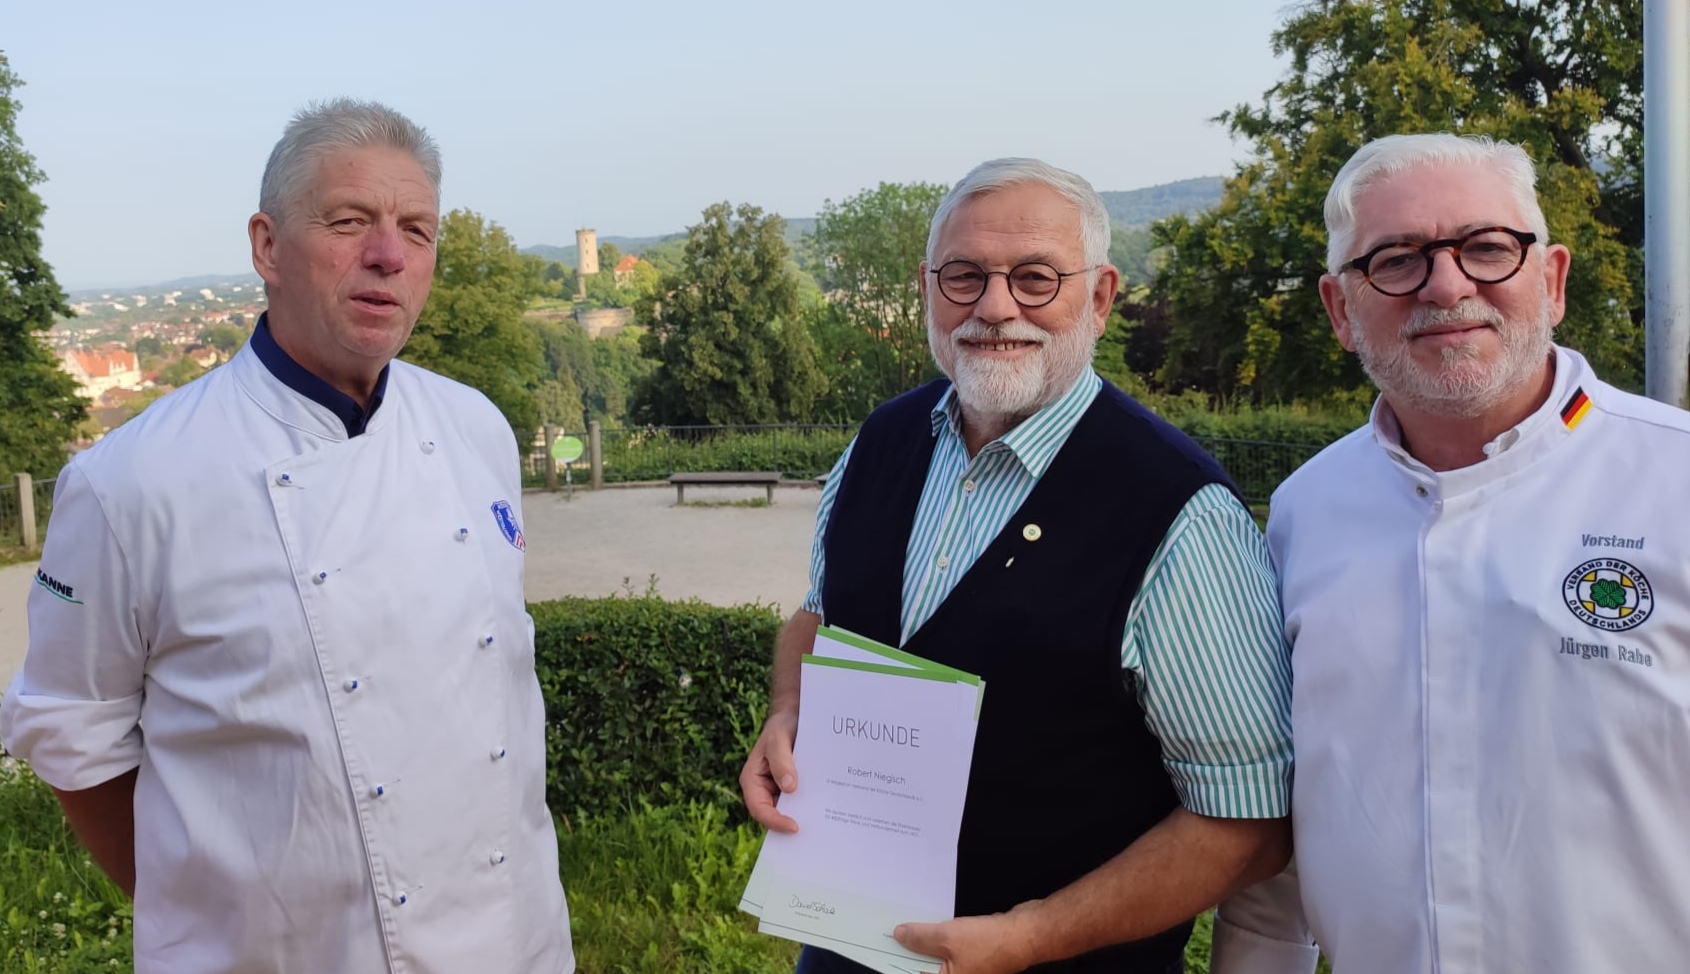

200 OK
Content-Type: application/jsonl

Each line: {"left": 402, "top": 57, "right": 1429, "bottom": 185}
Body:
{"left": 1342, "top": 226, "right": 1537, "bottom": 297}
{"left": 927, "top": 260, "right": 1093, "bottom": 308}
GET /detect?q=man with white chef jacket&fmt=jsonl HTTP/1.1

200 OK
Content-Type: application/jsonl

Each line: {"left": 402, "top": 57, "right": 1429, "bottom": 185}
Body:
{"left": 1208, "top": 132, "right": 1690, "bottom": 974}
{"left": 0, "top": 99, "right": 574, "bottom": 974}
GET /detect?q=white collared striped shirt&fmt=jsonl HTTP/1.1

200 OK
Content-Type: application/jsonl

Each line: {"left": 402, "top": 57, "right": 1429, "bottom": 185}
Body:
{"left": 802, "top": 371, "right": 1292, "bottom": 819}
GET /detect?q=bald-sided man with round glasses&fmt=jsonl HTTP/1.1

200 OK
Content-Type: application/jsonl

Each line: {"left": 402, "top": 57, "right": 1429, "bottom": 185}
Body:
{"left": 1210, "top": 133, "right": 1690, "bottom": 974}
{"left": 740, "top": 158, "right": 1298, "bottom": 974}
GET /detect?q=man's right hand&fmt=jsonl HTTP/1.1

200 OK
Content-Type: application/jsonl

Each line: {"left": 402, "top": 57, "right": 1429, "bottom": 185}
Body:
{"left": 740, "top": 709, "right": 800, "bottom": 832}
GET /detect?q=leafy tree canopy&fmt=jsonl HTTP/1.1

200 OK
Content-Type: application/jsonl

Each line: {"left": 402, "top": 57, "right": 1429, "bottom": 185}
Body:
{"left": 406, "top": 209, "right": 550, "bottom": 440}
{"left": 633, "top": 202, "right": 827, "bottom": 426}
{"left": 1150, "top": 0, "right": 1642, "bottom": 402}
{"left": 0, "top": 53, "right": 86, "bottom": 478}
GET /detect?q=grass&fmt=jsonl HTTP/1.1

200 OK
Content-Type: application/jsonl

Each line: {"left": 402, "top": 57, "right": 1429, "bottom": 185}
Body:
{"left": 0, "top": 546, "right": 39, "bottom": 569}
{"left": 0, "top": 757, "right": 1322, "bottom": 973}
{"left": 0, "top": 757, "right": 133, "bottom": 973}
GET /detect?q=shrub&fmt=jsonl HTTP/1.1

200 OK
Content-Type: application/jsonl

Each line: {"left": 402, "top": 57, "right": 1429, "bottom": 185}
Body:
{"left": 531, "top": 589, "right": 781, "bottom": 820}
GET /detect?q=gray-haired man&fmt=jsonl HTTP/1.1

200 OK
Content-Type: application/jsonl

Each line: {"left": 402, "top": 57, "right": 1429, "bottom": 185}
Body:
{"left": 740, "top": 158, "right": 1296, "bottom": 974}
{"left": 1, "top": 99, "right": 574, "bottom": 974}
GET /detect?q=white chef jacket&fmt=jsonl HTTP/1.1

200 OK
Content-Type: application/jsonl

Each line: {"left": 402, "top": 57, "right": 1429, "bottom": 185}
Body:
{"left": 1211, "top": 346, "right": 1690, "bottom": 974}
{"left": 0, "top": 344, "right": 573, "bottom": 974}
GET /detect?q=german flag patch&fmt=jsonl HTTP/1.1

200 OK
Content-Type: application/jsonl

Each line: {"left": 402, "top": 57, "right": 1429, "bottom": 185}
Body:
{"left": 1560, "top": 386, "right": 1592, "bottom": 430}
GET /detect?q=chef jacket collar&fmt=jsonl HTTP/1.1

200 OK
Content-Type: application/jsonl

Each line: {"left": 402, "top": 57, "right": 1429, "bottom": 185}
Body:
{"left": 250, "top": 312, "right": 388, "bottom": 438}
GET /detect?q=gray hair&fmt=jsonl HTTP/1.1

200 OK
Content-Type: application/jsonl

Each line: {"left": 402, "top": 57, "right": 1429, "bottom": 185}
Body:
{"left": 1325, "top": 133, "right": 1548, "bottom": 274}
{"left": 259, "top": 98, "right": 442, "bottom": 223}
{"left": 926, "top": 158, "right": 1111, "bottom": 268}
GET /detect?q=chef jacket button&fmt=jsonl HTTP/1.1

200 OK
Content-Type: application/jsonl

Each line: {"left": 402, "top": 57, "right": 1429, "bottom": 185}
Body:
{"left": 372, "top": 784, "right": 386, "bottom": 798}
{"left": 490, "top": 849, "right": 506, "bottom": 865}
{"left": 420, "top": 439, "right": 436, "bottom": 454}
{"left": 313, "top": 571, "right": 328, "bottom": 585}
{"left": 276, "top": 472, "right": 292, "bottom": 485}
{"left": 457, "top": 527, "right": 470, "bottom": 541}
{"left": 491, "top": 746, "right": 507, "bottom": 760}
{"left": 395, "top": 892, "right": 408, "bottom": 906}
{"left": 1415, "top": 485, "right": 1429, "bottom": 497}
{"left": 344, "top": 678, "right": 359, "bottom": 692}
{"left": 479, "top": 634, "right": 495, "bottom": 648}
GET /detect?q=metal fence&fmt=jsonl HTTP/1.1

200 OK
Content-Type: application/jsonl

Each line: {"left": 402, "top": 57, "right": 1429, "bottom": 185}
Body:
{"left": 525, "top": 425, "right": 1323, "bottom": 506}
{"left": 0, "top": 476, "right": 57, "bottom": 550}
{"left": 1189, "top": 437, "right": 1325, "bottom": 506}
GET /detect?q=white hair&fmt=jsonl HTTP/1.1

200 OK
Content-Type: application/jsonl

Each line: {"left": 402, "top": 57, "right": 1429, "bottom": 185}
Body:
{"left": 259, "top": 98, "right": 441, "bottom": 224}
{"left": 1325, "top": 133, "right": 1549, "bottom": 274}
{"left": 926, "top": 158, "right": 1111, "bottom": 268}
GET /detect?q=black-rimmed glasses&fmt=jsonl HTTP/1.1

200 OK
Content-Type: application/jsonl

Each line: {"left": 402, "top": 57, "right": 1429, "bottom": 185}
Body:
{"left": 928, "top": 260, "right": 1093, "bottom": 308}
{"left": 1342, "top": 226, "right": 1538, "bottom": 297}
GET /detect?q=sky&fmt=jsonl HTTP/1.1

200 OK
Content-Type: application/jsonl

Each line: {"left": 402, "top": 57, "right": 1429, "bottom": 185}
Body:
{"left": 6, "top": 0, "right": 1292, "bottom": 291}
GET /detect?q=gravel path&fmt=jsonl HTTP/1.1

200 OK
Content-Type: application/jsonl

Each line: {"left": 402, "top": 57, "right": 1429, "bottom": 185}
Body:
{"left": 0, "top": 483, "right": 820, "bottom": 689}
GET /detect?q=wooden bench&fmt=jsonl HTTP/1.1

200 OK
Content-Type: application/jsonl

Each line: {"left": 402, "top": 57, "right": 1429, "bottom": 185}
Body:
{"left": 669, "top": 471, "right": 782, "bottom": 505}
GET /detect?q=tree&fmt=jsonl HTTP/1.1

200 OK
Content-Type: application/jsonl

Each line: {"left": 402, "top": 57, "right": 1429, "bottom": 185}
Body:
{"left": 199, "top": 324, "right": 247, "bottom": 356}
{"left": 406, "top": 209, "right": 549, "bottom": 439}
{"left": 633, "top": 202, "right": 827, "bottom": 426}
{"left": 0, "top": 54, "right": 86, "bottom": 478}
{"left": 157, "top": 355, "right": 207, "bottom": 388}
{"left": 1150, "top": 0, "right": 1642, "bottom": 403}
{"left": 807, "top": 182, "right": 948, "bottom": 410}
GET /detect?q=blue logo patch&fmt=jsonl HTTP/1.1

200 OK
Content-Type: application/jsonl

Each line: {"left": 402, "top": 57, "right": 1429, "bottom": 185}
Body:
{"left": 491, "top": 500, "right": 525, "bottom": 551}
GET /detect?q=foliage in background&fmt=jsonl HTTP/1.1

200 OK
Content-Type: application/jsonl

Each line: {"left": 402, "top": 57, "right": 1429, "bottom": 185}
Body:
{"left": 1149, "top": 0, "right": 1643, "bottom": 403}
{"left": 406, "top": 209, "right": 551, "bottom": 440}
{"left": 634, "top": 203, "right": 828, "bottom": 426}
{"left": 559, "top": 800, "right": 798, "bottom": 974}
{"left": 0, "top": 756, "right": 133, "bottom": 972}
{"left": 805, "top": 182, "right": 948, "bottom": 418}
{"left": 531, "top": 590, "right": 781, "bottom": 819}
{"left": 530, "top": 314, "right": 652, "bottom": 426}
{"left": 0, "top": 54, "right": 86, "bottom": 481}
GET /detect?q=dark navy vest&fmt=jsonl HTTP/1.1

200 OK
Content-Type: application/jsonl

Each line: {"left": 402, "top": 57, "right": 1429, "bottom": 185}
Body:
{"left": 822, "top": 378, "right": 1238, "bottom": 974}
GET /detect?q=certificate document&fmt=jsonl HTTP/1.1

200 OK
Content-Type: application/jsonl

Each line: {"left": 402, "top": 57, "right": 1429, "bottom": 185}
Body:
{"left": 742, "top": 629, "right": 983, "bottom": 974}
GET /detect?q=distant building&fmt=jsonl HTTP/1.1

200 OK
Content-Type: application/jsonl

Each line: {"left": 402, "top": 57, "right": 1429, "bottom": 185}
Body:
{"left": 612, "top": 254, "right": 645, "bottom": 287}
{"left": 184, "top": 345, "right": 220, "bottom": 369}
{"left": 62, "top": 346, "right": 142, "bottom": 399}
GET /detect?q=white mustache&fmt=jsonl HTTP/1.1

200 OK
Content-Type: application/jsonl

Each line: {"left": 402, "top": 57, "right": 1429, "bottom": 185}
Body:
{"left": 1402, "top": 300, "right": 1505, "bottom": 338}
{"left": 951, "top": 321, "right": 1048, "bottom": 346}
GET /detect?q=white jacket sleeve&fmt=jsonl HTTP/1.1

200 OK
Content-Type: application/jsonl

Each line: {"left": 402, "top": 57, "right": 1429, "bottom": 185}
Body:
{"left": 0, "top": 462, "right": 147, "bottom": 790}
{"left": 1210, "top": 859, "right": 1321, "bottom": 974}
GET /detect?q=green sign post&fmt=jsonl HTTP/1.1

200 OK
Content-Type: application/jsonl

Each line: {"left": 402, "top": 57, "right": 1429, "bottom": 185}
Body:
{"left": 551, "top": 435, "right": 585, "bottom": 498}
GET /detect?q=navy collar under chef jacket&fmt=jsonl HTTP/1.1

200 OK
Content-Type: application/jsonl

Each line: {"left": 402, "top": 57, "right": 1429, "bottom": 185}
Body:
{"left": 249, "top": 312, "right": 389, "bottom": 437}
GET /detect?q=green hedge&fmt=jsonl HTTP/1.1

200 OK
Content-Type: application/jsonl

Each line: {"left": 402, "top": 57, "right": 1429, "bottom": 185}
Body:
{"left": 531, "top": 592, "right": 781, "bottom": 820}
{"left": 595, "top": 427, "right": 857, "bottom": 482}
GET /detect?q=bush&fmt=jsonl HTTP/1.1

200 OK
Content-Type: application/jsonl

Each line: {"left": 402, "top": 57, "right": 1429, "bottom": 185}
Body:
{"left": 597, "top": 426, "right": 857, "bottom": 482}
{"left": 531, "top": 589, "right": 782, "bottom": 820}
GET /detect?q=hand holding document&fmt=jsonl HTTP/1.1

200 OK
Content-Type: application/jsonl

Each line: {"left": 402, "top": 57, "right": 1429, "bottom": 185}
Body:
{"left": 741, "top": 627, "right": 984, "bottom": 974}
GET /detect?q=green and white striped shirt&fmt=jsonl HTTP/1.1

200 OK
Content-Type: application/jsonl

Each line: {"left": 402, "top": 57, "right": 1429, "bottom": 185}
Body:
{"left": 802, "top": 371, "right": 1292, "bottom": 819}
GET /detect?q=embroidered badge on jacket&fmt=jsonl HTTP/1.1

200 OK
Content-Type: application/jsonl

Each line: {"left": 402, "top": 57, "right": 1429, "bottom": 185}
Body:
{"left": 491, "top": 500, "right": 526, "bottom": 551}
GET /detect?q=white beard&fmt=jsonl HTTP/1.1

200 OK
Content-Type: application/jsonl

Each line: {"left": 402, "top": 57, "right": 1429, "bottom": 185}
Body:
{"left": 928, "top": 307, "right": 1099, "bottom": 423}
{"left": 1351, "top": 294, "right": 1554, "bottom": 419}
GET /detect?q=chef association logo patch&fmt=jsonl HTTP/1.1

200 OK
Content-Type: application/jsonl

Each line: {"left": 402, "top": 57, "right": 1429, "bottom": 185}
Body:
{"left": 490, "top": 500, "right": 526, "bottom": 551}
{"left": 1562, "top": 558, "right": 1652, "bottom": 632}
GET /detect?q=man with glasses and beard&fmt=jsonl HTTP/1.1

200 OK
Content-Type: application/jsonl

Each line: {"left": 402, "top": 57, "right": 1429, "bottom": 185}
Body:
{"left": 739, "top": 158, "right": 1297, "bottom": 974}
{"left": 1210, "top": 133, "right": 1690, "bottom": 974}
